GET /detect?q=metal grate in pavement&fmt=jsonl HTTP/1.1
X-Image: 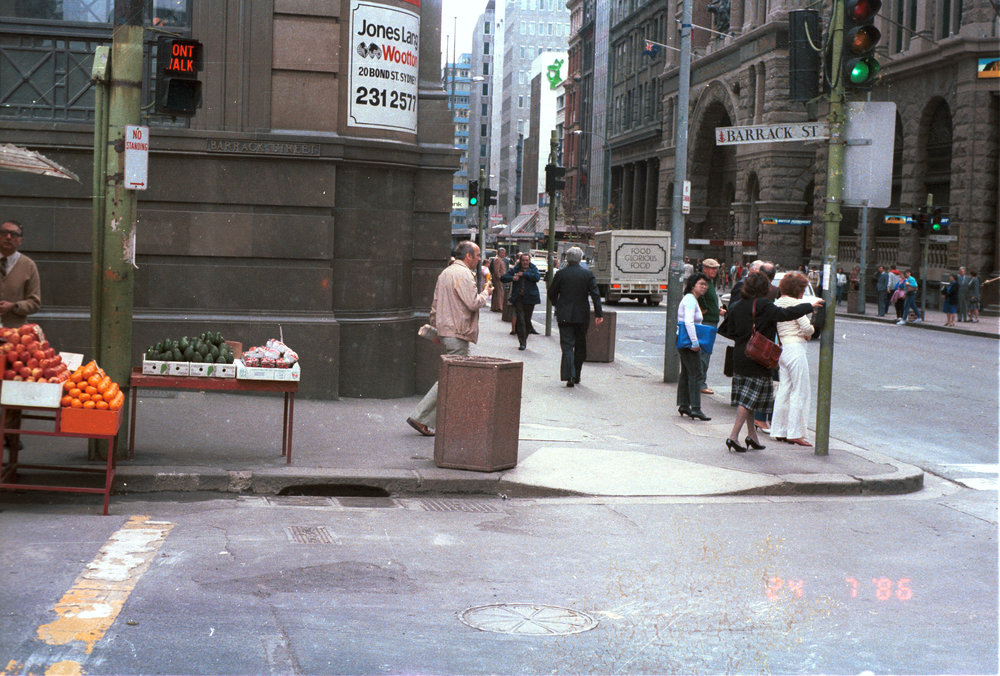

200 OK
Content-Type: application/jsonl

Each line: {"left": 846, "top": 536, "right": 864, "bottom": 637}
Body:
{"left": 285, "top": 525, "right": 337, "bottom": 544}
{"left": 412, "top": 498, "right": 505, "bottom": 513}
{"left": 267, "top": 496, "right": 334, "bottom": 507}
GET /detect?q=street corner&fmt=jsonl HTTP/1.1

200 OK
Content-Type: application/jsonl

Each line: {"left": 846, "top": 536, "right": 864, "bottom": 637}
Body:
{"left": 501, "top": 446, "right": 782, "bottom": 497}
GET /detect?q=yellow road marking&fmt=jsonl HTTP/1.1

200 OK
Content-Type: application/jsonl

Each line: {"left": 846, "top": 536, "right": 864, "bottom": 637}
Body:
{"left": 3, "top": 515, "right": 174, "bottom": 675}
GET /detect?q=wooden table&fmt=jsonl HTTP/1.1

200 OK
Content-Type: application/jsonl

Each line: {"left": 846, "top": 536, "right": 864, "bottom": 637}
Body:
{"left": 128, "top": 368, "right": 298, "bottom": 463}
{"left": 0, "top": 405, "right": 120, "bottom": 515}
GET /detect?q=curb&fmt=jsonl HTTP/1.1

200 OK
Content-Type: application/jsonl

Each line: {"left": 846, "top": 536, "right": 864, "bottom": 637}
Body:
{"left": 112, "top": 461, "right": 924, "bottom": 499}
{"left": 836, "top": 310, "right": 997, "bottom": 339}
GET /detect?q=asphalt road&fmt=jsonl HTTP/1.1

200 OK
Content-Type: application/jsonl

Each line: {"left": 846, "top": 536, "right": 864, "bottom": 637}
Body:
{"left": 1, "top": 485, "right": 995, "bottom": 675}
{"left": 604, "top": 302, "right": 999, "bottom": 486}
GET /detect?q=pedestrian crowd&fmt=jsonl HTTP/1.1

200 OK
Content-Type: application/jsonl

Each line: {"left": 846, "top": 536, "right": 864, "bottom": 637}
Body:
{"left": 407, "top": 243, "right": 988, "bottom": 454}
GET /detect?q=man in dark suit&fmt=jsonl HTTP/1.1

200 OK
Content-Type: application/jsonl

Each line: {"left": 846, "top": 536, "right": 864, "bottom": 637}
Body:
{"left": 548, "top": 246, "right": 603, "bottom": 388}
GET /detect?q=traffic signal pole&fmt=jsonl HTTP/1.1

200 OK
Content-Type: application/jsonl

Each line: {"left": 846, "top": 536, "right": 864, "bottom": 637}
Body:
{"left": 544, "top": 130, "right": 558, "bottom": 337}
{"left": 99, "top": 0, "right": 144, "bottom": 456}
{"left": 814, "top": 0, "right": 847, "bottom": 457}
{"left": 663, "top": 0, "right": 692, "bottom": 384}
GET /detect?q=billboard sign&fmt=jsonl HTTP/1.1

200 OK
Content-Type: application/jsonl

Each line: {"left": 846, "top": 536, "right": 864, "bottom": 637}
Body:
{"left": 348, "top": 0, "right": 420, "bottom": 133}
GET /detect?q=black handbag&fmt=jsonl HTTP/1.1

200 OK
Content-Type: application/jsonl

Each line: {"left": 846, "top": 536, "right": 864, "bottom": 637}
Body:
{"left": 744, "top": 300, "right": 782, "bottom": 370}
{"left": 723, "top": 345, "right": 734, "bottom": 377}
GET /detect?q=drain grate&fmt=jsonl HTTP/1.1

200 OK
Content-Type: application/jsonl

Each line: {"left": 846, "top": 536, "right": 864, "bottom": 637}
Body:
{"left": 284, "top": 526, "right": 337, "bottom": 544}
{"left": 267, "top": 496, "right": 334, "bottom": 507}
{"left": 414, "top": 498, "right": 505, "bottom": 513}
{"left": 459, "top": 603, "right": 599, "bottom": 636}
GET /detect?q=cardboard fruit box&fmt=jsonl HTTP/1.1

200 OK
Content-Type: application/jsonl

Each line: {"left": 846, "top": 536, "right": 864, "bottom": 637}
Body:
{"left": 0, "top": 380, "right": 64, "bottom": 408}
{"left": 59, "top": 407, "right": 122, "bottom": 436}
{"left": 236, "top": 361, "right": 300, "bottom": 382}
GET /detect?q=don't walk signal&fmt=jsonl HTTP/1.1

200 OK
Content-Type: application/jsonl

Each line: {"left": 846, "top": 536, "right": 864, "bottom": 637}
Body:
{"left": 155, "top": 36, "right": 203, "bottom": 116}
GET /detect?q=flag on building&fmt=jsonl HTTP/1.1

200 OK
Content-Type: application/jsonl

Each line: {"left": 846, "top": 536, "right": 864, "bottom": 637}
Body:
{"left": 643, "top": 40, "right": 660, "bottom": 58}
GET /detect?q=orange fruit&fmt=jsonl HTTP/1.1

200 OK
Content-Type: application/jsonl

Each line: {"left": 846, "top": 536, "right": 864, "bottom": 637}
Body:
{"left": 95, "top": 400, "right": 109, "bottom": 410}
{"left": 85, "top": 386, "right": 98, "bottom": 396}
{"left": 82, "top": 400, "right": 96, "bottom": 409}
{"left": 78, "top": 392, "right": 91, "bottom": 402}
{"left": 70, "top": 398, "right": 83, "bottom": 408}
{"left": 69, "top": 388, "right": 82, "bottom": 398}
{"left": 60, "top": 395, "right": 73, "bottom": 407}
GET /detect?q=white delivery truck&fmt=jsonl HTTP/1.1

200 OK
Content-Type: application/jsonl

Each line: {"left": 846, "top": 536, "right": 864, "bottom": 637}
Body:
{"left": 592, "top": 229, "right": 671, "bottom": 305}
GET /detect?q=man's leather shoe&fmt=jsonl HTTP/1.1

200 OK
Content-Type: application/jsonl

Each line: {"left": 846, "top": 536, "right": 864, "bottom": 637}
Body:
{"left": 700, "top": 388, "right": 714, "bottom": 395}
{"left": 406, "top": 417, "right": 435, "bottom": 437}
{"left": 566, "top": 380, "right": 575, "bottom": 388}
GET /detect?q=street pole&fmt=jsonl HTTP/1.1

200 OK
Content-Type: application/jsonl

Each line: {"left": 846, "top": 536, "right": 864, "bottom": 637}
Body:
{"left": 663, "top": 0, "right": 692, "bottom": 383}
{"left": 857, "top": 203, "right": 868, "bottom": 313}
{"left": 478, "top": 167, "right": 486, "bottom": 257}
{"left": 100, "top": 0, "right": 143, "bottom": 455}
{"left": 814, "top": 0, "right": 847, "bottom": 457}
{"left": 88, "top": 45, "right": 110, "bottom": 461}
{"left": 920, "top": 193, "right": 933, "bottom": 318}
{"left": 545, "top": 130, "right": 558, "bottom": 337}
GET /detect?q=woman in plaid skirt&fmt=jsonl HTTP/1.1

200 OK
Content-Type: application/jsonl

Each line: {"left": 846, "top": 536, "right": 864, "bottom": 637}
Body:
{"left": 723, "top": 272, "right": 824, "bottom": 453}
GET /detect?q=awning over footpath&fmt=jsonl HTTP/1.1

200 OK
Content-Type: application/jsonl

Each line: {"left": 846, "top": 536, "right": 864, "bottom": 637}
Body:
{"left": 0, "top": 144, "right": 80, "bottom": 181}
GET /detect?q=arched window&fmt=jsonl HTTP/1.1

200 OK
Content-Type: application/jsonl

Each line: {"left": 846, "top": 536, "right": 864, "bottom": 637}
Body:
{"left": 924, "top": 102, "right": 953, "bottom": 210}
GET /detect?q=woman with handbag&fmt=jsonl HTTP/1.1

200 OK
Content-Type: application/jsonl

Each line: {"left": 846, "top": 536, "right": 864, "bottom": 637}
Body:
{"left": 724, "top": 272, "right": 824, "bottom": 453}
{"left": 677, "top": 273, "right": 712, "bottom": 420}
{"left": 769, "top": 272, "right": 816, "bottom": 447}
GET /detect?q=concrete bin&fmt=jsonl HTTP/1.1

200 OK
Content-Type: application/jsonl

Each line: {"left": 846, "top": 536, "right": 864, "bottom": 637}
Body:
{"left": 434, "top": 356, "right": 522, "bottom": 472}
{"left": 585, "top": 310, "right": 616, "bottom": 362}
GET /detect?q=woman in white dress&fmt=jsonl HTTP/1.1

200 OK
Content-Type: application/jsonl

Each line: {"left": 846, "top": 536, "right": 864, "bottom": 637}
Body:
{"left": 770, "top": 272, "right": 815, "bottom": 446}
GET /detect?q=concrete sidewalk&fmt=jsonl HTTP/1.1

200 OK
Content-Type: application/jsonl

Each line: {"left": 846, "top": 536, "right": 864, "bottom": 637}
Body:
{"left": 834, "top": 299, "right": 997, "bottom": 338}
{"left": 10, "top": 307, "right": 925, "bottom": 501}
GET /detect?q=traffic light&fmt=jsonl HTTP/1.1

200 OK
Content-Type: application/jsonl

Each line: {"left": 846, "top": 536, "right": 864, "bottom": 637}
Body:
{"left": 468, "top": 180, "right": 479, "bottom": 207}
{"left": 842, "top": 0, "right": 881, "bottom": 90}
{"left": 155, "top": 36, "right": 203, "bottom": 115}
{"left": 930, "top": 208, "right": 950, "bottom": 234}
{"left": 485, "top": 188, "right": 498, "bottom": 207}
{"left": 912, "top": 207, "right": 930, "bottom": 233}
{"left": 545, "top": 164, "right": 566, "bottom": 194}
{"left": 789, "top": 10, "right": 820, "bottom": 102}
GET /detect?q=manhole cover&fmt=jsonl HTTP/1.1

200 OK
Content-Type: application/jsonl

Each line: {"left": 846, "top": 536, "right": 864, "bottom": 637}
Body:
{"left": 459, "top": 603, "right": 598, "bottom": 636}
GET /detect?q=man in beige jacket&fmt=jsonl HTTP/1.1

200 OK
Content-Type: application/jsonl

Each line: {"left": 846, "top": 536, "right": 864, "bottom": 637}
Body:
{"left": 407, "top": 241, "right": 492, "bottom": 436}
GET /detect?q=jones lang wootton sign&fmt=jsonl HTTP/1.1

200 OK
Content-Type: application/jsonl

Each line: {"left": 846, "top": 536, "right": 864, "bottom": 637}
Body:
{"left": 348, "top": 0, "right": 420, "bottom": 133}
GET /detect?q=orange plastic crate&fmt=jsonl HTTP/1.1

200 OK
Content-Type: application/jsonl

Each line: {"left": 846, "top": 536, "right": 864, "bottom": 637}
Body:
{"left": 59, "top": 407, "right": 122, "bottom": 436}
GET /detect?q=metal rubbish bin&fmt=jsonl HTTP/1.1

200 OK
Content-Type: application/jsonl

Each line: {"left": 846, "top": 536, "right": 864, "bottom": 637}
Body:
{"left": 585, "top": 310, "right": 616, "bottom": 362}
{"left": 434, "top": 356, "right": 522, "bottom": 472}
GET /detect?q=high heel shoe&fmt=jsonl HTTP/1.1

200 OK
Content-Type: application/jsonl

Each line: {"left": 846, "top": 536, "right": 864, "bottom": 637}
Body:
{"left": 678, "top": 406, "right": 691, "bottom": 417}
{"left": 688, "top": 409, "right": 711, "bottom": 421}
{"left": 745, "top": 436, "right": 765, "bottom": 450}
{"left": 726, "top": 438, "right": 747, "bottom": 453}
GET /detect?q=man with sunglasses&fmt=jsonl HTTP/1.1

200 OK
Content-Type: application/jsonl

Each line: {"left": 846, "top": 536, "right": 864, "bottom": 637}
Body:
{"left": 0, "top": 220, "right": 41, "bottom": 328}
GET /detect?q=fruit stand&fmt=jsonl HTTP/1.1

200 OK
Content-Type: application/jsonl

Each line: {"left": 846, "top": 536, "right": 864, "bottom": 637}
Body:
{"left": 129, "top": 334, "right": 300, "bottom": 463}
{"left": 0, "top": 340, "right": 124, "bottom": 515}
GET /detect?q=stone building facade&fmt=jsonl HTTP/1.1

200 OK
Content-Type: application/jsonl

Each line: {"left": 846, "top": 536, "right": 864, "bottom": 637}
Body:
{"left": 0, "top": 0, "right": 457, "bottom": 399}
{"left": 655, "top": 0, "right": 998, "bottom": 305}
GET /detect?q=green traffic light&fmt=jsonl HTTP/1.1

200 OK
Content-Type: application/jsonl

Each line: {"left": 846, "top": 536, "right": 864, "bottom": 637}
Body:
{"left": 931, "top": 222, "right": 942, "bottom": 231}
{"left": 849, "top": 60, "right": 869, "bottom": 83}
{"left": 469, "top": 195, "right": 478, "bottom": 206}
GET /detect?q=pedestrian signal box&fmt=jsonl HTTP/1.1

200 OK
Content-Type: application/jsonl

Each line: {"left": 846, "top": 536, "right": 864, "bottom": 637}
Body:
{"left": 155, "top": 37, "right": 203, "bottom": 116}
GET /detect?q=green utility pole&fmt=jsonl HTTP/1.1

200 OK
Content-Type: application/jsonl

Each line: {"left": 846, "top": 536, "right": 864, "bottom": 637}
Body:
{"left": 544, "top": 130, "right": 558, "bottom": 337}
{"left": 920, "top": 193, "right": 933, "bottom": 318}
{"left": 90, "top": 46, "right": 110, "bottom": 369}
{"left": 478, "top": 168, "right": 486, "bottom": 258}
{"left": 663, "top": 0, "right": 693, "bottom": 383}
{"left": 99, "top": 0, "right": 144, "bottom": 453}
{"left": 814, "top": 0, "right": 847, "bottom": 457}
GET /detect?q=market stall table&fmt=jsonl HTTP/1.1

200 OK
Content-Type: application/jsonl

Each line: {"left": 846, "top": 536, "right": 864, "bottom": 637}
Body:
{"left": 128, "top": 368, "right": 297, "bottom": 463}
{"left": 0, "top": 405, "right": 121, "bottom": 515}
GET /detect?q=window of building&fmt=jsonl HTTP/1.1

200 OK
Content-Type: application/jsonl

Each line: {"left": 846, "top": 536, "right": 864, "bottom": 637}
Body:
{"left": 529, "top": 23, "right": 535, "bottom": 35}
{"left": 482, "top": 83, "right": 489, "bottom": 95}
{"left": 484, "top": 42, "right": 490, "bottom": 55}
{"left": 481, "top": 144, "right": 487, "bottom": 157}
{"left": 483, "top": 63, "right": 489, "bottom": 75}
{"left": 520, "top": 21, "right": 526, "bottom": 34}
{"left": 481, "top": 123, "right": 488, "bottom": 135}
{"left": 484, "top": 21, "right": 490, "bottom": 34}
{"left": 518, "top": 120, "right": 524, "bottom": 134}
{"left": 482, "top": 103, "right": 488, "bottom": 115}
{"left": 519, "top": 96, "right": 524, "bottom": 108}
{"left": 0, "top": 0, "right": 192, "bottom": 26}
